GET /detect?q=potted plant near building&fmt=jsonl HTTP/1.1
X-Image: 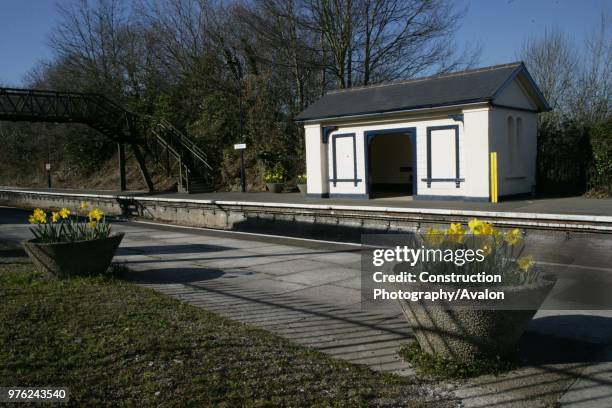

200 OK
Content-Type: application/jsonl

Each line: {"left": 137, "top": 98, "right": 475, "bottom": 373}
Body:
{"left": 264, "top": 163, "right": 286, "bottom": 193}
{"left": 297, "top": 173, "right": 307, "bottom": 194}
{"left": 395, "top": 219, "right": 556, "bottom": 362}
{"left": 22, "top": 202, "right": 124, "bottom": 278}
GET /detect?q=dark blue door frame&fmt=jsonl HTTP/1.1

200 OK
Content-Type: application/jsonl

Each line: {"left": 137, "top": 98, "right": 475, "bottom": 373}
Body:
{"left": 363, "top": 127, "right": 417, "bottom": 198}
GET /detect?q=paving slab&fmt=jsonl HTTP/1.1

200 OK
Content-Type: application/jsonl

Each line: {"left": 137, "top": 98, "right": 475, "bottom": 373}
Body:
{"left": 287, "top": 283, "right": 362, "bottom": 306}
{"left": 243, "top": 258, "right": 330, "bottom": 276}
{"left": 558, "top": 352, "right": 612, "bottom": 408}
{"left": 454, "top": 365, "right": 583, "bottom": 408}
{"left": 277, "top": 267, "right": 358, "bottom": 285}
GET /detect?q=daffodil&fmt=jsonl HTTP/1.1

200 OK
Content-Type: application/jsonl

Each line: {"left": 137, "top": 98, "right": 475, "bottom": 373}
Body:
{"left": 28, "top": 208, "right": 47, "bottom": 224}
{"left": 88, "top": 208, "right": 104, "bottom": 222}
{"left": 80, "top": 201, "right": 89, "bottom": 210}
{"left": 59, "top": 208, "right": 71, "bottom": 219}
{"left": 424, "top": 227, "right": 445, "bottom": 247}
{"left": 468, "top": 218, "right": 481, "bottom": 233}
{"left": 446, "top": 223, "right": 466, "bottom": 243}
{"left": 481, "top": 222, "right": 494, "bottom": 235}
{"left": 517, "top": 256, "right": 534, "bottom": 272}
{"left": 51, "top": 212, "right": 60, "bottom": 223}
{"left": 481, "top": 244, "right": 493, "bottom": 256}
{"left": 87, "top": 221, "right": 97, "bottom": 229}
{"left": 504, "top": 228, "right": 522, "bottom": 246}
{"left": 468, "top": 218, "right": 493, "bottom": 235}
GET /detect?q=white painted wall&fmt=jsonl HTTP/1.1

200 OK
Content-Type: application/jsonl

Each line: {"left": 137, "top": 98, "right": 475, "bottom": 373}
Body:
{"left": 304, "top": 124, "right": 328, "bottom": 195}
{"left": 328, "top": 131, "right": 365, "bottom": 195}
{"left": 323, "top": 113, "right": 488, "bottom": 198}
{"left": 494, "top": 79, "right": 537, "bottom": 111}
{"left": 429, "top": 128, "right": 457, "bottom": 179}
{"left": 334, "top": 135, "right": 356, "bottom": 180}
{"left": 491, "top": 107, "right": 537, "bottom": 196}
{"left": 461, "top": 107, "right": 491, "bottom": 199}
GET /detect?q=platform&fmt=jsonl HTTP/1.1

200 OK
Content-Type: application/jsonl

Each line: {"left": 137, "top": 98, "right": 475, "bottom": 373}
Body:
{"left": 1, "top": 187, "right": 611, "bottom": 237}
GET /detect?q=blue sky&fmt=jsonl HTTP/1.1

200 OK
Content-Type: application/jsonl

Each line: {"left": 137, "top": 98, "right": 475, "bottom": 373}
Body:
{"left": 0, "top": 0, "right": 609, "bottom": 86}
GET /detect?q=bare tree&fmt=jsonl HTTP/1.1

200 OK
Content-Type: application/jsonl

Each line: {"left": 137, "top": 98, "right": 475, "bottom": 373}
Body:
{"left": 304, "top": 0, "right": 479, "bottom": 88}
{"left": 519, "top": 14, "right": 611, "bottom": 124}
{"left": 137, "top": 0, "right": 212, "bottom": 80}
{"left": 355, "top": 0, "right": 479, "bottom": 85}
{"left": 518, "top": 28, "right": 578, "bottom": 120}
{"left": 231, "top": 0, "right": 321, "bottom": 111}
{"left": 48, "top": 0, "right": 145, "bottom": 99}
{"left": 572, "top": 13, "right": 611, "bottom": 123}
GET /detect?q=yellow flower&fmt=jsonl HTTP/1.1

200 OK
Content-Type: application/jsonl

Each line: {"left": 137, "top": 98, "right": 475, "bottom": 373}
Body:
{"left": 80, "top": 201, "right": 89, "bottom": 210}
{"left": 446, "top": 223, "right": 466, "bottom": 243}
{"left": 468, "top": 218, "right": 494, "bottom": 235}
{"left": 28, "top": 208, "right": 47, "bottom": 224}
{"left": 87, "top": 221, "right": 97, "bottom": 229}
{"left": 424, "top": 227, "right": 445, "bottom": 247}
{"left": 59, "top": 208, "right": 71, "bottom": 219}
{"left": 481, "top": 244, "right": 493, "bottom": 256}
{"left": 468, "top": 218, "right": 481, "bottom": 232}
{"left": 51, "top": 212, "right": 60, "bottom": 223}
{"left": 517, "top": 256, "right": 535, "bottom": 272}
{"left": 481, "top": 222, "right": 494, "bottom": 235}
{"left": 88, "top": 208, "right": 104, "bottom": 222}
{"left": 504, "top": 228, "right": 522, "bottom": 246}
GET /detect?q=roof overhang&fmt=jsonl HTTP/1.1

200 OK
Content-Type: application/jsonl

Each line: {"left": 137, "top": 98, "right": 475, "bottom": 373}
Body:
{"left": 491, "top": 63, "right": 552, "bottom": 112}
{"left": 297, "top": 99, "right": 491, "bottom": 124}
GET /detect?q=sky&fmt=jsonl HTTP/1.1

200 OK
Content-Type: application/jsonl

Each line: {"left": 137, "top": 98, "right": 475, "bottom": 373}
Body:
{"left": 0, "top": 0, "right": 609, "bottom": 86}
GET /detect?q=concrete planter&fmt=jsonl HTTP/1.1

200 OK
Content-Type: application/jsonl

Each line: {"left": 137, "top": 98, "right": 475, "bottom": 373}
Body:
{"left": 399, "top": 275, "right": 556, "bottom": 362}
{"left": 297, "top": 183, "right": 307, "bottom": 194}
{"left": 22, "top": 233, "right": 125, "bottom": 278}
{"left": 266, "top": 183, "right": 285, "bottom": 193}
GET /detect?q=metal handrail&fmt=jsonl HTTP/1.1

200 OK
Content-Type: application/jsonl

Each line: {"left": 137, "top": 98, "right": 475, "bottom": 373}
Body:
{"left": 154, "top": 119, "right": 212, "bottom": 168}
{"left": 147, "top": 117, "right": 213, "bottom": 171}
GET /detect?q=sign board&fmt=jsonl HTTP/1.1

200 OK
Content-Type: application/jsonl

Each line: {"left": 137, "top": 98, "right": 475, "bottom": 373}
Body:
{"left": 234, "top": 143, "right": 247, "bottom": 150}
{"left": 45, "top": 163, "right": 51, "bottom": 171}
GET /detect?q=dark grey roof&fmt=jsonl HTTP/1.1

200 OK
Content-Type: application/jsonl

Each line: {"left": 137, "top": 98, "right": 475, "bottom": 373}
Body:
{"left": 295, "top": 62, "right": 550, "bottom": 121}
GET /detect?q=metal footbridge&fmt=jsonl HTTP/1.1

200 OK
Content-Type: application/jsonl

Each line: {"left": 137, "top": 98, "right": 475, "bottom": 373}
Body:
{"left": 0, "top": 87, "right": 213, "bottom": 192}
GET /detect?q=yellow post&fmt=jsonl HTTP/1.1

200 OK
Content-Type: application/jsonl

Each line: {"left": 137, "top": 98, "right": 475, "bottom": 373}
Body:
{"left": 490, "top": 152, "right": 498, "bottom": 203}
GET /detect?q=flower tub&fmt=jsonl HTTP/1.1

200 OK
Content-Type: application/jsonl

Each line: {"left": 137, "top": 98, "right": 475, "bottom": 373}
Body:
{"left": 297, "top": 174, "right": 307, "bottom": 194}
{"left": 397, "top": 273, "right": 556, "bottom": 361}
{"left": 394, "top": 219, "right": 556, "bottom": 362}
{"left": 23, "top": 233, "right": 124, "bottom": 278}
{"left": 266, "top": 183, "right": 285, "bottom": 193}
{"left": 22, "top": 203, "right": 123, "bottom": 278}
{"left": 265, "top": 163, "right": 286, "bottom": 193}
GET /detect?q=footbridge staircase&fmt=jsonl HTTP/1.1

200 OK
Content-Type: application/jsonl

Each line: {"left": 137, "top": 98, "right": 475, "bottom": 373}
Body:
{"left": 0, "top": 87, "right": 213, "bottom": 193}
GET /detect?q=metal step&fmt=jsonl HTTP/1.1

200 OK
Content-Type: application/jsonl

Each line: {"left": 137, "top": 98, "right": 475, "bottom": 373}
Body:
{"left": 185, "top": 176, "right": 214, "bottom": 194}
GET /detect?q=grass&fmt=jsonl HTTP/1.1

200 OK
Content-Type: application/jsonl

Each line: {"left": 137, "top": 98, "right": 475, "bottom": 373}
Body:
{"left": 0, "top": 241, "right": 453, "bottom": 407}
{"left": 398, "top": 342, "right": 515, "bottom": 380}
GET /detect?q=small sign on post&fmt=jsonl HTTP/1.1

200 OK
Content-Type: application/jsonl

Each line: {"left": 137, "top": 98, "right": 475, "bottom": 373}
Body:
{"left": 234, "top": 143, "right": 247, "bottom": 192}
{"left": 45, "top": 162, "right": 52, "bottom": 188}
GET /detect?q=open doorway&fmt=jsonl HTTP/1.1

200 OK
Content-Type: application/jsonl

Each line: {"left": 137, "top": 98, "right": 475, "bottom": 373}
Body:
{"left": 366, "top": 129, "right": 416, "bottom": 198}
